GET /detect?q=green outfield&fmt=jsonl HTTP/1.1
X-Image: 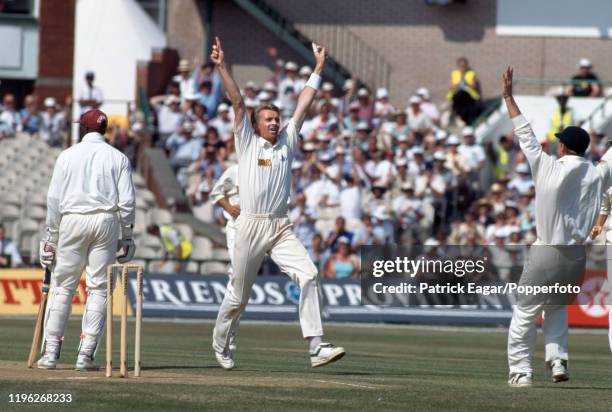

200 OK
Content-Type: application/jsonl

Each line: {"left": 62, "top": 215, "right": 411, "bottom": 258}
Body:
{"left": 0, "top": 318, "right": 610, "bottom": 411}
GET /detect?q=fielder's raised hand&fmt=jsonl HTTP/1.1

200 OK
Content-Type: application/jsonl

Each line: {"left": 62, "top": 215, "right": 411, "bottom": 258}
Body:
{"left": 312, "top": 42, "right": 327, "bottom": 74}
{"left": 211, "top": 36, "right": 225, "bottom": 66}
{"left": 502, "top": 66, "right": 513, "bottom": 98}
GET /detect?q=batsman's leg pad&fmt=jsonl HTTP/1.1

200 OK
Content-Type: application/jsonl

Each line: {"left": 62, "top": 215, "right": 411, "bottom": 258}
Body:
{"left": 43, "top": 287, "right": 74, "bottom": 357}
{"left": 79, "top": 289, "right": 107, "bottom": 357}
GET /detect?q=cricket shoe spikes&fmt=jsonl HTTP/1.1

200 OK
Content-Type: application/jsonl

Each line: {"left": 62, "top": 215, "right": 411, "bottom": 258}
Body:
{"left": 310, "top": 343, "right": 346, "bottom": 368}
{"left": 215, "top": 349, "right": 235, "bottom": 370}
{"left": 508, "top": 372, "right": 532, "bottom": 387}
{"left": 37, "top": 353, "right": 58, "bottom": 370}
{"left": 75, "top": 354, "right": 100, "bottom": 371}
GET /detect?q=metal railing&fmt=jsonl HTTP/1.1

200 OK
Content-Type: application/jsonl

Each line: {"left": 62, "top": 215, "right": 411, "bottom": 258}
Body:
{"left": 233, "top": 0, "right": 391, "bottom": 90}
{"left": 580, "top": 93, "right": 612, "bottom": 131}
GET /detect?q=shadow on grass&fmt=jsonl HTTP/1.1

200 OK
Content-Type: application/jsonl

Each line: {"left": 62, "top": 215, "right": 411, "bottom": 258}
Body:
{"left": 143, "top": 366, "right": 219, "bottom": 371}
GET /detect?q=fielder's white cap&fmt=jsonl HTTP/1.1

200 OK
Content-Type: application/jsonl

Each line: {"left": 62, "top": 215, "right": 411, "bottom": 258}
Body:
{"left": 263, "top": 81, "right": 277, "bottom": 92}
{"left": 356, "top": 121, "right": 370, "bottom": 131}
{"left": 245, "top": 80, "right": 258, "bottom": 90}
{"left": 416, "top": 87, "right": 430, "bottom": 99}
{"left": 447, "top": 135, "right": 460, "bottom": 145}
{"left": 299, "top": 65, "right": 312, "bottom": 76}
{"left": 357, "top": 88, "right": 370, "bottom": 97}
{"left": 284, "top": 61, "right": 298, "bottom": 71}
{"left": 376, "top": 88, "right": 389, "bottom": 99}
{"left": 217, "top": 102, "right": 230, "bottom": 112}
{"left": 462, "top": 126, "right": 475, "bottom": 137}
{"left": 515, "top": 163, "right": 529, "bottom": 174}
{"left": 578, "top": 57, "right": 592, "bottom": 68}
{"left": 44, "top": 97, "right": 56, "bottom": 108}
{"left": 257, "top": 91, "right": 271, "bottom": 101}
{"left": 322, "top": 82, "right": 334, "bottom": 92}
{"left": 409, "top": 95, "right": 421, "bottom": 104}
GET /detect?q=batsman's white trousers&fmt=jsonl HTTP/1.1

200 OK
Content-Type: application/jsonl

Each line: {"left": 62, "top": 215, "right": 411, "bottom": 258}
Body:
{"left": 44, "top": 212, "right": 119, "bottom": 356}
{"left": 507, "top": 245, "right": 586, "bottom": 374}
{"left": 213, "top": 213, "right": 323, "bottom": 353}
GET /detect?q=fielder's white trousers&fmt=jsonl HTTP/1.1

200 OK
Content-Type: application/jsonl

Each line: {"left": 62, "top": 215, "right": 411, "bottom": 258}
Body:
{"left": 44, "top": 212, "right": 119, "bottom": 357}
{"left": 213, "top": 213, "right": 323, "bottom": 353}
{"left": 507, "top": 245, "right": 585, "bottom": 374}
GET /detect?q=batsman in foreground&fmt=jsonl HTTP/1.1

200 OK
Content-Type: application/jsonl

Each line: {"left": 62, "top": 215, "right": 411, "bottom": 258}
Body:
{"left": 37, "top": 109, "right": 136, "bottom": 371}
{"left": 210, "top": 36, "right": 345, "bottom": 369}
{"left": 502, "top": 67, "right": 612, "bottom": 387}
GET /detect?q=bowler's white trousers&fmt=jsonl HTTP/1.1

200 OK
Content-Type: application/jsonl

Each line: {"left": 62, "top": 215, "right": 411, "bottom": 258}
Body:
{"left": 507, "top": 245, "right": 586, "bottom": 374}
{"left": 44, "top": 212, "right": 119, "bottom": 356}
{"left": 213, "top": 213, "right": 323, "bottom": 353}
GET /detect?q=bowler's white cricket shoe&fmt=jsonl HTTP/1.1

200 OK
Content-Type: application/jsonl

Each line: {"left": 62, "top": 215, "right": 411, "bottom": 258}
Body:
{"left": 550, "top": 359, "right": 569, "bottom": 383}
{"left": 508, "top": 372, "right": 533, "bottom": 387}
{"left": 215, "top": 349, "right": 235, "bottom": 370}
{"left": 310, "top": 343, "right": 345, "bottom": 368}
{"left": 37, "top": 353, "right": 58, "bottom": 370}
{"left": 75, "top": 354, "right": 100, "bottom": 371}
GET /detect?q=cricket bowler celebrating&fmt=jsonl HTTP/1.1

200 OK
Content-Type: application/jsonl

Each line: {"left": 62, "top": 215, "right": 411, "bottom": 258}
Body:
{"left": 502, "top": 67, "right": 612, "bottom": 387}
{"left": 37, "top": 109, "right": 136, "bottom": 370}
{"left": 210, "top": 36, "right": 345, "bottom": 369}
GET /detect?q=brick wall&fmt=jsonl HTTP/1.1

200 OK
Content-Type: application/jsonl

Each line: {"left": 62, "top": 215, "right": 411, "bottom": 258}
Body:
{"left": 166, "top": 0, "right": 206, "bottom": 70}
{"left": 34, "top": 0, "right": 75, "bottom": 102}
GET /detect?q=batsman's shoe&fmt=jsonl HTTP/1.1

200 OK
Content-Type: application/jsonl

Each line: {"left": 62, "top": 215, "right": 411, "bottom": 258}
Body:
{"left": 36, "top": 354, "right": 58, "bottom": 370}
{"left": 508, "top": 373, "right": 532, "bottom": 387}
{"left": 75, "top": 354, "right": 100, "bottom": 371}
{"left": 550, "top": 359, "right": 569, "bottom": 383}
{"left": 215, "top": 350, "right": 234, "bottom": 370}
{"left": 310, "top": 343, "right": 345, "bottom": 368}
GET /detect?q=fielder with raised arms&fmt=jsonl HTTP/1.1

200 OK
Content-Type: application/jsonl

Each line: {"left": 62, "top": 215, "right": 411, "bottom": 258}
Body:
{"left": 502, "top": 67, "right": 612, "bottom": 387}
{"left": 37, "top": 109, "right": 136, "bottom": 371}
{"left": 210, "top": 36, "right": 345, "bottom": 369}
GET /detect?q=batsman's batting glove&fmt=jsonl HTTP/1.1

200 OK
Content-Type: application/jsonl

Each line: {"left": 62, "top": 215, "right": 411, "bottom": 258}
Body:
{"left": 39, "top": 229, "right": 58, "bottom": 269}
{"left": 116, "top": 225, "right": 136, "bottom": 264}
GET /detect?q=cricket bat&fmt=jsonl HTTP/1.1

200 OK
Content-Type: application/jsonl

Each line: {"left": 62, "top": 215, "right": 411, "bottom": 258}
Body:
{"left": 27, "top": 268, "right": 51, "bottom": 368}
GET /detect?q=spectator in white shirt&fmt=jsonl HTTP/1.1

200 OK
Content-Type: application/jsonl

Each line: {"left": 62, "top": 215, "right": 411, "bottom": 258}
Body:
{"left": 0, "top": 223, "right": 23, "bottom": 267}
{"left": 209, "top": 102, "right": 234, "bottom": 142}
{"left": 416, "top": 87, "right": 440, "bottom": 125}
{"left": 40, "top": 97, "right": 66, "bottom": 147}
{"left": 406, "top": 95, "right": 433, "bottom": 140}
{"left": 508, "top": 163, "right": 534, "bottom": 195}
{"left": 278, "top": 61, "right": 300, "bottom": 117}
{"left": 174, "top": 59, "right": 195, "bottom": 99}
{"left": 339, "top": 174, "right": 361, "bottom": 220}
{"left": 0, "top": 94, "right": 21, "bottom": 136}
{"left": 153, "top": 95, "right": 184, "bottom": 146}
{"left": 77, "top": 71, "right": 103, "bottom": 114}
{"left": 458, "top": 127, "right": 486, "bottom": 172}
{"left": 374, "top": 88, "right": 395, "bottom": 124}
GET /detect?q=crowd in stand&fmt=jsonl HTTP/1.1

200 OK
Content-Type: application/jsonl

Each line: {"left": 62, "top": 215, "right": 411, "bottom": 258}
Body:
{"left": 0, "top": 55, "right": 608, "bottom": 276}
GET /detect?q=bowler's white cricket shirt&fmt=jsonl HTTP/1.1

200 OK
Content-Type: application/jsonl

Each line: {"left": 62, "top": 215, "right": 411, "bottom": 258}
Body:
{"left": 46, "top": 132, "right": 136, "bottom": 234}
{"left": 210, "top": 164, "right": 240, "bottom": 222}
{"left": 235, "top": 112, "right": 298, "bottom": 215}
{"left": 512, "top": 115, "right": 612, "bottom": 245}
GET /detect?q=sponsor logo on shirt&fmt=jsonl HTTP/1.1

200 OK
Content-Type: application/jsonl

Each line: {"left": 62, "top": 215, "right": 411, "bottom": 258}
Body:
{"left": 258, "top": 159, "right": 272, "bottom": 167}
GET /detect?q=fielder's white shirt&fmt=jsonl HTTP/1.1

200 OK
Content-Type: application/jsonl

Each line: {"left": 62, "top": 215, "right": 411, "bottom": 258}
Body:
{"left": 77, "top": 83, "right": 104, "bottom": 114}
{"left": 210, "top": 164, "right": 240, "bottom": 223}
{"left": 46, "top": 132, "right": 136, "bottom": 235}
{"left": 235, "top": 112, "right": 298, "bottom": 215}
{"left": 513, "top": 114, "right": 612, "bottom": 245}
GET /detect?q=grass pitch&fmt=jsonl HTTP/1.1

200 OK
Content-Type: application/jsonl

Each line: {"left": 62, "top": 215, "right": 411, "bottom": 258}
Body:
{"left": 0, "top": 318, "right": 610, "bottom": 411}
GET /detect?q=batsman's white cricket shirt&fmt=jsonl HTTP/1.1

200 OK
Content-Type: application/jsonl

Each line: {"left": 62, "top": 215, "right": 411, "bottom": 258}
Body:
{"left": 46, "top": 132, "right": 136, "bottom": 235}
{"left": 234, "top": 112, "right": 298, "bottom": 215}
{"left": 512, "top": 114, "right": 612, "bottom": 245}
{"left": 210, "top": 164, "right": 240, "bottom": 223}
